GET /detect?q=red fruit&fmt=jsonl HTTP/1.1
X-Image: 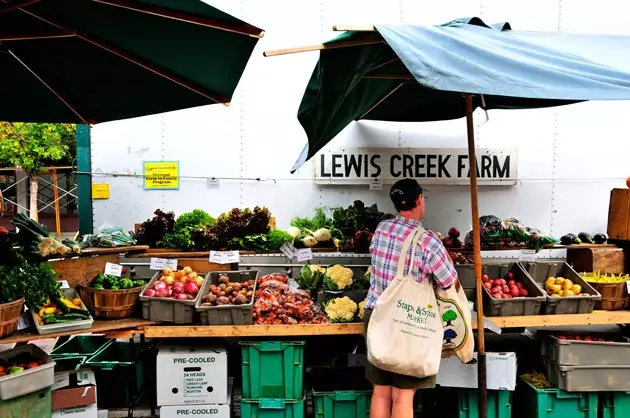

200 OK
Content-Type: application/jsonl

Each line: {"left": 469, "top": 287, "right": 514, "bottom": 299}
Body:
{"left": 584, "top": 336, "right": 593, "bottom": 342}
{"left": 519, "top": 289, "right": 529, "bottom": 297}
{"left": 516, "top": 282, "right": 524, "bottom": 289}
{"left": 483, "top": 282, "right": 492, "bottom": 290}
{"left": 507, "top": 280, "right": 516, "bottom": 287}
{"left": 482, "top": 274, "right": 489, "bottom": 282}
{"left": 488, "top": 279, "right": 494, "bottom": 286}
{"left": 502, "top": 285, "right": 510, "bottom": 293}
{"left": 506, "top": 272, "right": 514, "bottom": 280}
{"left": 491, "top": 286, "right": 502, "bottom": 294}
{"left": 574, "top": 336, "right": 582, "bottom": 341}
{"left": 122, "top": 267, "right": 128, "bottom": 274}
{"left": 511, "top": 287, "right": 520, "bottom": 297}
{"left": 491, "top": 292, "right": 502, "bottom": 299}
{"left": 557, "top": 336, "right": 566, "bottom": 340}
{"left": 504, "top": 294, "right": 512, "bottom": 299}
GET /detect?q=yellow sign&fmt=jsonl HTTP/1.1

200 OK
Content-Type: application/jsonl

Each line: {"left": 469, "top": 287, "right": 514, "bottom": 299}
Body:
{"left": 144, "top": 161, "right": 179, "bottom": 190}
{"left": 92, "top": 183, "right": 110, "bottom": 199}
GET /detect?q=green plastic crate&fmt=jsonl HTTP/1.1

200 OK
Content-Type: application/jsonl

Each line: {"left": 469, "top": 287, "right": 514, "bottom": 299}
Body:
{"left": 0, "top": 388, "right": 51, "bottom": 418}
{"left": 53, "top": 356, "right": 86, "bottom": 373}
{"left": 85, "top": 341, "right": 144, "bottom": 408}
{"left": 601, "top": 392, "right": 630, "bottom": 418}
{"left": 313, "top": 389, "right": 371, "bottom": 418}
{"left": 240, "top": 397, "right": 305, "bottom": 418}
{"left": 518, "top": 378, "right": 597, "bottom": 418}
{"left": 51, "top": 335, "right": 111, "bottom": 358}
{"left": 457, "top": 389, "right": 512, "bottom": 418}
{"left": 240, "top": 341, "right": 305, "bottom": 399}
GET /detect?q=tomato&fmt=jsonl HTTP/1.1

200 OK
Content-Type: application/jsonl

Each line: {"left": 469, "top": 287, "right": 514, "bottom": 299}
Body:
{"left": 557, "top": 336, "right": 566, "bottom": 340}
{"left": 584, "top": 336, "right": 593, "bottom": 342}
{"left": 491, "top": 286, "right": 502, "bottom": 294}
{"left": 507, "top": 280, "right": 516, "bottom": 287}
{"left": 506, "top": 272, "right": 514, "bottom": 280}
{"left": 482, "top": 274, "right": 490, "bottom": 282}
{"left": 502, "top": 285, "right": 510, "bottom": 293}
{"left": 519, "top": 289, "right": 529, "bottom": 297}
{"left": 511, "top": 287, "right": 521, "bottom": 297}
{"left": 483, "top": 282, "right": 492, "bottom": 290}
{"left": 491, "top": 292, "right": 502, "bottom": 299}
{"left": 516, "top": 282, "right": 524, "bottom": 289}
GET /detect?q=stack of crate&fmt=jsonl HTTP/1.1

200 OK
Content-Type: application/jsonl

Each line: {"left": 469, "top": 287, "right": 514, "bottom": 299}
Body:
{"left": 239, "top": 341, "right": 306, "bottom": 418}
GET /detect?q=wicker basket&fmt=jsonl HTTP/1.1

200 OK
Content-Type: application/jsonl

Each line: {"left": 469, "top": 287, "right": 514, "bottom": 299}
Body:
{"left": 77, "top": 287, "right": 143, "bottom": 319}
{"left": 0, "top": 298, "right": 24, "bottom": 338}
{"left": 589, "top": 281, "right": 628, "bottom": 310}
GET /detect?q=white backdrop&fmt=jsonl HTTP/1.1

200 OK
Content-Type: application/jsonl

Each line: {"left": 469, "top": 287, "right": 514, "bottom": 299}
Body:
{"left": 91, "top": 0, "right": 630, "bottom": 237}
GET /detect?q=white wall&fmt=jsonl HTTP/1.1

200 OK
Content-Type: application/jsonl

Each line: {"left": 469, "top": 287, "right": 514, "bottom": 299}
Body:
{"left": 91, "top": 0, "right": 630, "bottom": 237}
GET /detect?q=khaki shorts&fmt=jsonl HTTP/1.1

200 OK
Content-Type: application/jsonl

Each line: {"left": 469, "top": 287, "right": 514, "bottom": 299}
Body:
{"left": 363, "top": 308, "right": 437, "bottom": 390}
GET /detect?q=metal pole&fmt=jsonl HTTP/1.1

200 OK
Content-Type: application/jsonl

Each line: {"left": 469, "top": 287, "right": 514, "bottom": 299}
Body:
{"left": 52, "top": 168, "right": 61, "bottom": 237}
{"left": 465, "top": 94, "right": 487, "bottom": 418}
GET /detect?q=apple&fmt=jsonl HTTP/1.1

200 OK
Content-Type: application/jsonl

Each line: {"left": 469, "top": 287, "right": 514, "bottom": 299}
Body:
{"left": 483, "top": 282, "right": 492, "bottom": 290}
{"left": 506, "top": 272, "right": 514, "bottom": 280}
{"left": 482, "top": 274, "right": 490, "bottom": 282}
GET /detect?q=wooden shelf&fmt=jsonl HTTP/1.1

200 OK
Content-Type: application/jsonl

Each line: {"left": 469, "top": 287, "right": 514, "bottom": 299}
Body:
{"left": 486, "top": 310, "right": 630, "bottom": 328}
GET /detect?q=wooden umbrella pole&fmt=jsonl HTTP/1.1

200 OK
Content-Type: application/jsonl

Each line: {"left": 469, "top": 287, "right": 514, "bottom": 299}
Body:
{"left": 465, "top": 94, "right": 487, "bottom": 418}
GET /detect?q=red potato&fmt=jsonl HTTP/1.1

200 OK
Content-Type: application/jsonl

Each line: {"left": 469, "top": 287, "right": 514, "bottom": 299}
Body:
{"left": 502, "top": 285, "right": 510, "bottom": 293}
{"left": 510, "top": 287, "right": 520, "bottom": 297}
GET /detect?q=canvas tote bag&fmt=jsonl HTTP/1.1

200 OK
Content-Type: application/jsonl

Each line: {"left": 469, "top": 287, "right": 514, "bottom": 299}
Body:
{"left": 367, "top": 227, "right": 443, "bottom": 378}
{"left": 435, "top": 284, "right": 474, "bottom": 363}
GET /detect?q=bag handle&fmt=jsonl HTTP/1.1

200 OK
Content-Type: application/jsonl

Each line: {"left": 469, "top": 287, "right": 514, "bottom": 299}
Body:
{"left": 395, "top": 226, "right": 426, "bottom": 277}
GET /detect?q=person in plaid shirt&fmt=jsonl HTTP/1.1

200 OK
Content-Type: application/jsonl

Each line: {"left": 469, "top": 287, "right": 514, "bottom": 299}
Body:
{"left": 364, "top": 178, "right": 459, "bottom": 418}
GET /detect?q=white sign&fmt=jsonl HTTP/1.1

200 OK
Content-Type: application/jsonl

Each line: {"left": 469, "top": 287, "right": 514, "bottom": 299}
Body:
{"left": 519, "top": 249, "right": 536, "bottom": 262}
{"left": 104, "top": 262, "right": 123, "bottom": 277}
{"left": 59, "top": 280, "right": 70, "bottom": 289}
{"left": 206, "top": 178, "right": 221, "bottom": 189}
{"left": 209, "top": 251, "right": 240, "bottom": 264}
{"left": 314, "top": 147, "right": 518, "bottom": 185}
{"left": 295, "top": 248, "right": 314, "bottom": 262}
{"left": 369, "top": 180, "right": 383, "bottom": 190}
{"left": 150, "top": 258, "right": 178, "bottom": 271}
{"left": 280, "top": 242, "right": 297, "bottom": 259}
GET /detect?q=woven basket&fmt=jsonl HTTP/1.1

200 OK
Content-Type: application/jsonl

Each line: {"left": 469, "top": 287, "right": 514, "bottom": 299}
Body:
{"left": 78, "top": 286, "right": 143, "bottom": 319}
{"left": 589, "top": 282, "right": 628, "bottom": 310}
{"left": 0, "top": 298, "right": 24, "bottom": 338}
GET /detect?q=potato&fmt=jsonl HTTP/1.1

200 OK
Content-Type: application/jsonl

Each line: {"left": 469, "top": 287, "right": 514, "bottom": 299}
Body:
{"left": 562, "top": 280, "right": 574, "bottom": 291}
{"left": 545, "top": 278, "right": 556, "bottom": 288}
{"left": 571, "top": 284, "right": 582, "bottom": 294}
{"left": 232, "top": 283, "right": 242, "bottom": 292}
{"left": 216, "top": 296, "right": 229, "bottom": 305}
{"left": 219, "top": 283, "right": 227, "bottom": 290}
{"left": 225, "top": 286, "right": 233, "bottom": 294}
{"left": 554, "top": 277, "right": 565, "bottom": 285}
{"left": 219, "top": 291, "right": 226, "bottom": 297}
{"left": 246, "top": 290, "right": 253, "bottom": 298}
{"left": 234, "top": 293, "right": 247, "bottom": 305}
{"left": 219, "top": 275, "right": 230, "bottom": 284}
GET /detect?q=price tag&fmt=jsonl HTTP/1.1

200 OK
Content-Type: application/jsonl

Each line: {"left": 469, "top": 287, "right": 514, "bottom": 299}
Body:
{"left": 626, "top": 281, "right": 630, "bottom": 293}
{"left": 104, "top": 262, "right": 123, "bottom": 277}
{"left": 58, "top": 280, "right": 70, "bottom": 289}
{"left": 280, "top": 242, "right": 297, "bottom": 259}
{"left": 295, "top": 248, "right": 314, "bottom": 262}
{"left": 206, "top": 178, "right": 221, "bottom": 189}
{"left": 519, "top": 249, "right": 536, "bottom": 262}
{"left": 150, "top": 258, "right": 178, "bottom": 271}
{"left": 209, "top": 250, "right": 240, "bottom": 264}
{"left": 369, "top": 180, "right": 383, "bottom": 190}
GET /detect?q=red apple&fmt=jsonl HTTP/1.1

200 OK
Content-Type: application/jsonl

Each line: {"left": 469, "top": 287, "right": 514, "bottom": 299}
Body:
{"left": 519, "top": 289, "right": 529, "bottom": 297}
{"left": 502, "top": 285, "right": 510, "bottom": 293}
{"left": 511, "top": 287, "right": 521, "bottom": 297}
{"left": 483, "top": 282, "right": 492, "bottom": 290}
{"left": 507, "top": 280, "right": 516, "bottom": 287}
{"left": 482, "top": 274, "right": 490, "bottom": 282}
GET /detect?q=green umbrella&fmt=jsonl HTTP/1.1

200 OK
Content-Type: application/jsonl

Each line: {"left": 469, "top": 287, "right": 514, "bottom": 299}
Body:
{"left": 0, "top": 0, "right": 263, "bottom": 123}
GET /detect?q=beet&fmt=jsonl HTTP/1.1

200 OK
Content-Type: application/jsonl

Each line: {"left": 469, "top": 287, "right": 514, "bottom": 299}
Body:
{"left": 448, "top": 227, "right": 461, "bottom": 239}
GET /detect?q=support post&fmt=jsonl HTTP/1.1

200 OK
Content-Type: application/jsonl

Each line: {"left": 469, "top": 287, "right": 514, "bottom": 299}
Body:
{"left": 52, "top": 168, "right": 61, "bottom": 237}
{"left": 76, "top": 124, "right": 93, "bottom": 235}
{"left": 465, "top": 94, "right": 487, "bottom": 418}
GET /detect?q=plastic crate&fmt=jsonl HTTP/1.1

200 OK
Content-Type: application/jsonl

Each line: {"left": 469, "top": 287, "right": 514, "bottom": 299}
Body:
{"left": 0, "top": 344, "right": 55, "bottom": 400}
{"left": 601, "top": 392, "right": 630, "bottom": 418}
{"left": 240, "top": 341, "right": 305, "bottom": 399}
{"left": 196, "top": 270, "right": 258, "bottom": 325}
{"left": 481, "top": 263, "right": 546, "bottom": 316}
{"left": 311, "top": 366, "right": 372, "bottom": 418}
{"left": 240, "top": 397, "right": 305, "bottom": 418}
{"left": 522, "top": 262, "right": 601, "bottom": 314}
{"left": 51, "top": 335, "right": 111, "bottom": 358}
{"left": 541, "top": 333, "right": 630, "bottom": 366}
{"left": 456, "top": 389, "right": 513, "bottom": 418}
{"left": 139, "top": 272, "right": 203, "bottom": 324}
{"left": 53, "top": 356, "right": 86, "bottom": 373}
{"left": 0, "top": 387, "right": 51, "bottom": 418}
{"left": 85, "top": 341, "right": 145, "bottom": 408}
{"left": 517, "top": 378, "right": 597, "bottom": 418}
{"left": 544, "top": 358, "right": 630, "bottom": 392}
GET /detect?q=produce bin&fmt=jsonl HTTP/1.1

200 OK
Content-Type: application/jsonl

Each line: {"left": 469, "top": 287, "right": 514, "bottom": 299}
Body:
{"left": 0, "top": 298, "right": 24, "bottom": 339}
{"left": 517, "top": 378, "right": 597, "bottom": 418}
{"left": 455, "top": 389, "right": 512, "bottom": 418}
{"left": 311, "top": 366, "right": 372, "bottom": 418}
{"left": 139, "top": 272, "right": 204, "bottom": 324}
{"left": 240, "top": 397, "right": 305, "bottom": 418}
{"left": 0, "top": 344, "right": 55, "bottom": 400}
{"left": 196, "top": 270, "right": 259, "bottom": 325}
{"left": 601, "top": 392, "right": 630, "bottom": 418}
{"left": 31, "top": 288, "right": 93, "bottom": 334}
{"left": 481, "top": 263, "right": 546, "bottom": 316}
{"left": 53, "top": 356, "right": 85, "bottom": 373}
{"left": 85, "top": 341, "right": 145, "bottom": 408}
{"left": 0, "top": 387, "right": 51, "bottom": 418}
{"left": 241, "top": 341, "right": 305, "bottom": 399}
{"left": 523, "top": 262, "right": 601, "bottom": 314}
{"left": 78, "top": 283, "right": 144, "bottom": 318}
{"left": 544, "top": 358, "right": 630, "bottom": 392}
{"left": 541, "top": 333, "right": 630, "bottom": 366}
{"left": 455, "top": 264, "right": 476, "bottom": 300}
{"left": 583, "top": 280, "right": 628, "bottom": 310}
{"left": 50, "top": 335, "right": 111, "bottom": 358}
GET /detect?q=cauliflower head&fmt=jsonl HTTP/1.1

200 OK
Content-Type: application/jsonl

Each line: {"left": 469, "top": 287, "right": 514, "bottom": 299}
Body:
{"left": 324, "top": 265, "right": 354, "bottom": 290}
{"left": 325, "top": 296, "right": 358, "bottom": 322}
{"left": 358, "top": 300, "right": 366, "bottom": 319}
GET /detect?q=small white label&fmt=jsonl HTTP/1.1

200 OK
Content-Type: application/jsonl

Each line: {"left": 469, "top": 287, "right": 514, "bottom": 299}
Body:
{"left": 369, "top": 180, "right": 383, "bottom": 190}
{"left": 295, "top": 248, "right": 314, "bottom": 262}
{"left": 104, "top": 262, "right": 123, "bottom": 277}
{"left": 519, "top": 249, "right": 536, "bottom": 262}
{"left": 77, "top": 370, "right": 96, "bottom": 386}
{"left": 626, "top": 281, "right": 630, "bottom": 293}
{"left": 58, "top": 280, "right": 70, "bottom": 289}
{"left": 209, "top": 250, "right": 240, "bottom": 264}
{"left": 206, "top": 178, "right": 221, "bottom": 189}
{"left": 280, "top": 242, "right": 297, "bottom": 259}
{"left": 150, "top": 258, "right": 178, "bottom": 271}
{"left": 52, "top": 373, "right": 71, "bottom": 390}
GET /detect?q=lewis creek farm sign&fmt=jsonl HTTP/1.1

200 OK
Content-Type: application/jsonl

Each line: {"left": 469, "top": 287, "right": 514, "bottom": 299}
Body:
{"left": 313, "top": 148, "right": 518, "bottom": 186}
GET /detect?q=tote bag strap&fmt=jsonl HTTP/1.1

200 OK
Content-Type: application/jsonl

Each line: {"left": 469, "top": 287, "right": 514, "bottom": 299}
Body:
{"left": 395, "top": 226, "right": 427, "bottom": 277}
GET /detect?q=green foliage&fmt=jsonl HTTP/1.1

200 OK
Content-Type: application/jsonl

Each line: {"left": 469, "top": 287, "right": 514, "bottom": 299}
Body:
{"left": 158, "top": 209, "right": 215, "bottom": 250}
{"left": 0, "top": 122, "right": 76, "bottom": 173}
{"left": 0, "top": 253, "right": 61, "bottom": 309}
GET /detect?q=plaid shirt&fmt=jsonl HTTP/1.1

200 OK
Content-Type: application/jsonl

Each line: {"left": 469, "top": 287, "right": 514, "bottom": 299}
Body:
{"left": 365, "top": 216, "right": 458, "bottom": 309}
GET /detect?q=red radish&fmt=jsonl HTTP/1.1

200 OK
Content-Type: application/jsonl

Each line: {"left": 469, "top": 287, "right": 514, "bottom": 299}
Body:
{"left": 184, "top": 282, "right": 199, "bottom": 296}
{"left": 520, "top": 289, "right": 529, "bottom": 297}
{"left": 506, "top": 272, "right": 514, "bottom": 280}
{"left": 153, "top": 281, "right": 166, "bottom": 290}
{"left": 483, "top": 282, "right": 492, "bottom": 290}
{"left": 503, "top": 294, "right": 512, "bottom": 299}
{"left": 488, "top": 279, "right": 494, "bottom": 286}
{"left": 145, "top": 289, "right": 156, "bottom": 297}
{"left": 496, "top": 279, "right": 506, "bottom": 286}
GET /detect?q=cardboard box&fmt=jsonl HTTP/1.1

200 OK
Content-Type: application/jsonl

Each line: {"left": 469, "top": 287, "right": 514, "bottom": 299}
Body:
{"left": 436, "top": 352, "right": 517, "bottom": 390}
{"left": 157, "top": 346, "right": 227, "bottom": 406}
{"left": 52, "top": 386, "right": 98, "bottom": 418}
{"left": 160, "top": 379, "right": 232, "bottom": 418}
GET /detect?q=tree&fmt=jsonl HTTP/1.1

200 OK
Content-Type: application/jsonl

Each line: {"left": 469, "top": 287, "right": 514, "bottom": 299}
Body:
{"left": 442, "top": 309, "right": 458, "bottom": 326}
{"left": 0, "top": 122, "right": 76, "bottom": 219}
{"left": 444, "top": 329, "right": 458, "bottom": 344}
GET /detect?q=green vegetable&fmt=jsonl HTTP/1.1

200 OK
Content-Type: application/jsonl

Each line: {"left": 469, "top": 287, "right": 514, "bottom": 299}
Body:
{"left": 133, "top": 280, "right": 145, "bottom": 288}
{"left": 103, "top": 276, "right": 117, "bottom": 289}
{"left": 297, "top": 265, "right": 327, "bottom": 290}
{"left": 93, "top": 273, "right": 105, "bottom": 286}
{"left": 361, "top": 267, "right": 371, "bottom": 287}
{"left": 110, "top": 285, "right": 120, "bottom": 290}
{"left": 42, "top": 312, "right": 89, "bottom": 324}
{"left": 158, "top": 209, "right": 215, "bottom": 250}
{"left": 11, "top": 213, "right": 73, "bottom": 257}
{"left": 93, "top": 284, "right": 104, "bottom": 290}
{"left": 231, "top": 230, "right": 292, "bottom": 252}
{"left": 8, "top": 366, "right": 24, "bottom": 374}
{"left": 119, "top": 278, "right": 134, "bottom": 289}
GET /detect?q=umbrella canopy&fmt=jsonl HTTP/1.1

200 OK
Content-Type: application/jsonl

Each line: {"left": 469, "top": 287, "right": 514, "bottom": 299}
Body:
{"left": 0, "top": 0, "right": 263, "bottom": 123}
{"left": 292, "top": 17, "right": 630, "bottom": 171}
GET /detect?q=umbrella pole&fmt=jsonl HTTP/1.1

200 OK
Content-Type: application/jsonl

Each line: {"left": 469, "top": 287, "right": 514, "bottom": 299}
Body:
{"left": 465, "top": 94, "right": 487, "bottom": 418}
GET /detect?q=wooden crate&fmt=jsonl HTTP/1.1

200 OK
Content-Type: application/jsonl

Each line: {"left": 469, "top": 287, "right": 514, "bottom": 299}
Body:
{"left": 608, "top": 188, "right": 630, "bottom": 240}
{"left": 48, "top": 254, "right": 120, "bottom": 288}
{"left": 567, "top": 247, "right": 625, "bottom": 274}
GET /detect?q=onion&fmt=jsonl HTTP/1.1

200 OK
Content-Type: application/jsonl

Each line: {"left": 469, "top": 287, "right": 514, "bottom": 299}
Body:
{"left": 155, "top": 288, "right": 169, "bottom": 298}
{"left": 153, "top": 281, "right": 166, "bottom": 290}
{"left": 287, "top": 226, "right": 301, "bottom": 239}
{"left": 145, "top": 289, "right": 156, "bottom": 297}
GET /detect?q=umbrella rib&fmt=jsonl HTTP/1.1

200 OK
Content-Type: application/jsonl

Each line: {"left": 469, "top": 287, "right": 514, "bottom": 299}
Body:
{"left": 264, "top": 39, "right": 385, "bottom": 57}
{"left": 7, "top": 49, "right": 91, "bottom": 124}
{"left": 357, "top": 82, "right": 406, "bottom": 120}
{"left": 0, "top": 0, "right": 40, "bottom": 14}
{"left": 93, "top": 0, "right": 264, "bottom": 38}
{"left": 364, "top": 74, "right": 414, "bottom": 80}
{"left": 0, "top": 33, "right": 72, "bottom": 41}
{"left": 15, "top": 8, "right": 230, "bottom": 104}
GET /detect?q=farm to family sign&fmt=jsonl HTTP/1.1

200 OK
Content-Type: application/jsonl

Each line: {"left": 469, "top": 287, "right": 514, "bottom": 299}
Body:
{"left": 143, "top": 161, "right": 180, "bottom": 190}
{"left": 313, "top": 148, "right": 518, "bottom": 186}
